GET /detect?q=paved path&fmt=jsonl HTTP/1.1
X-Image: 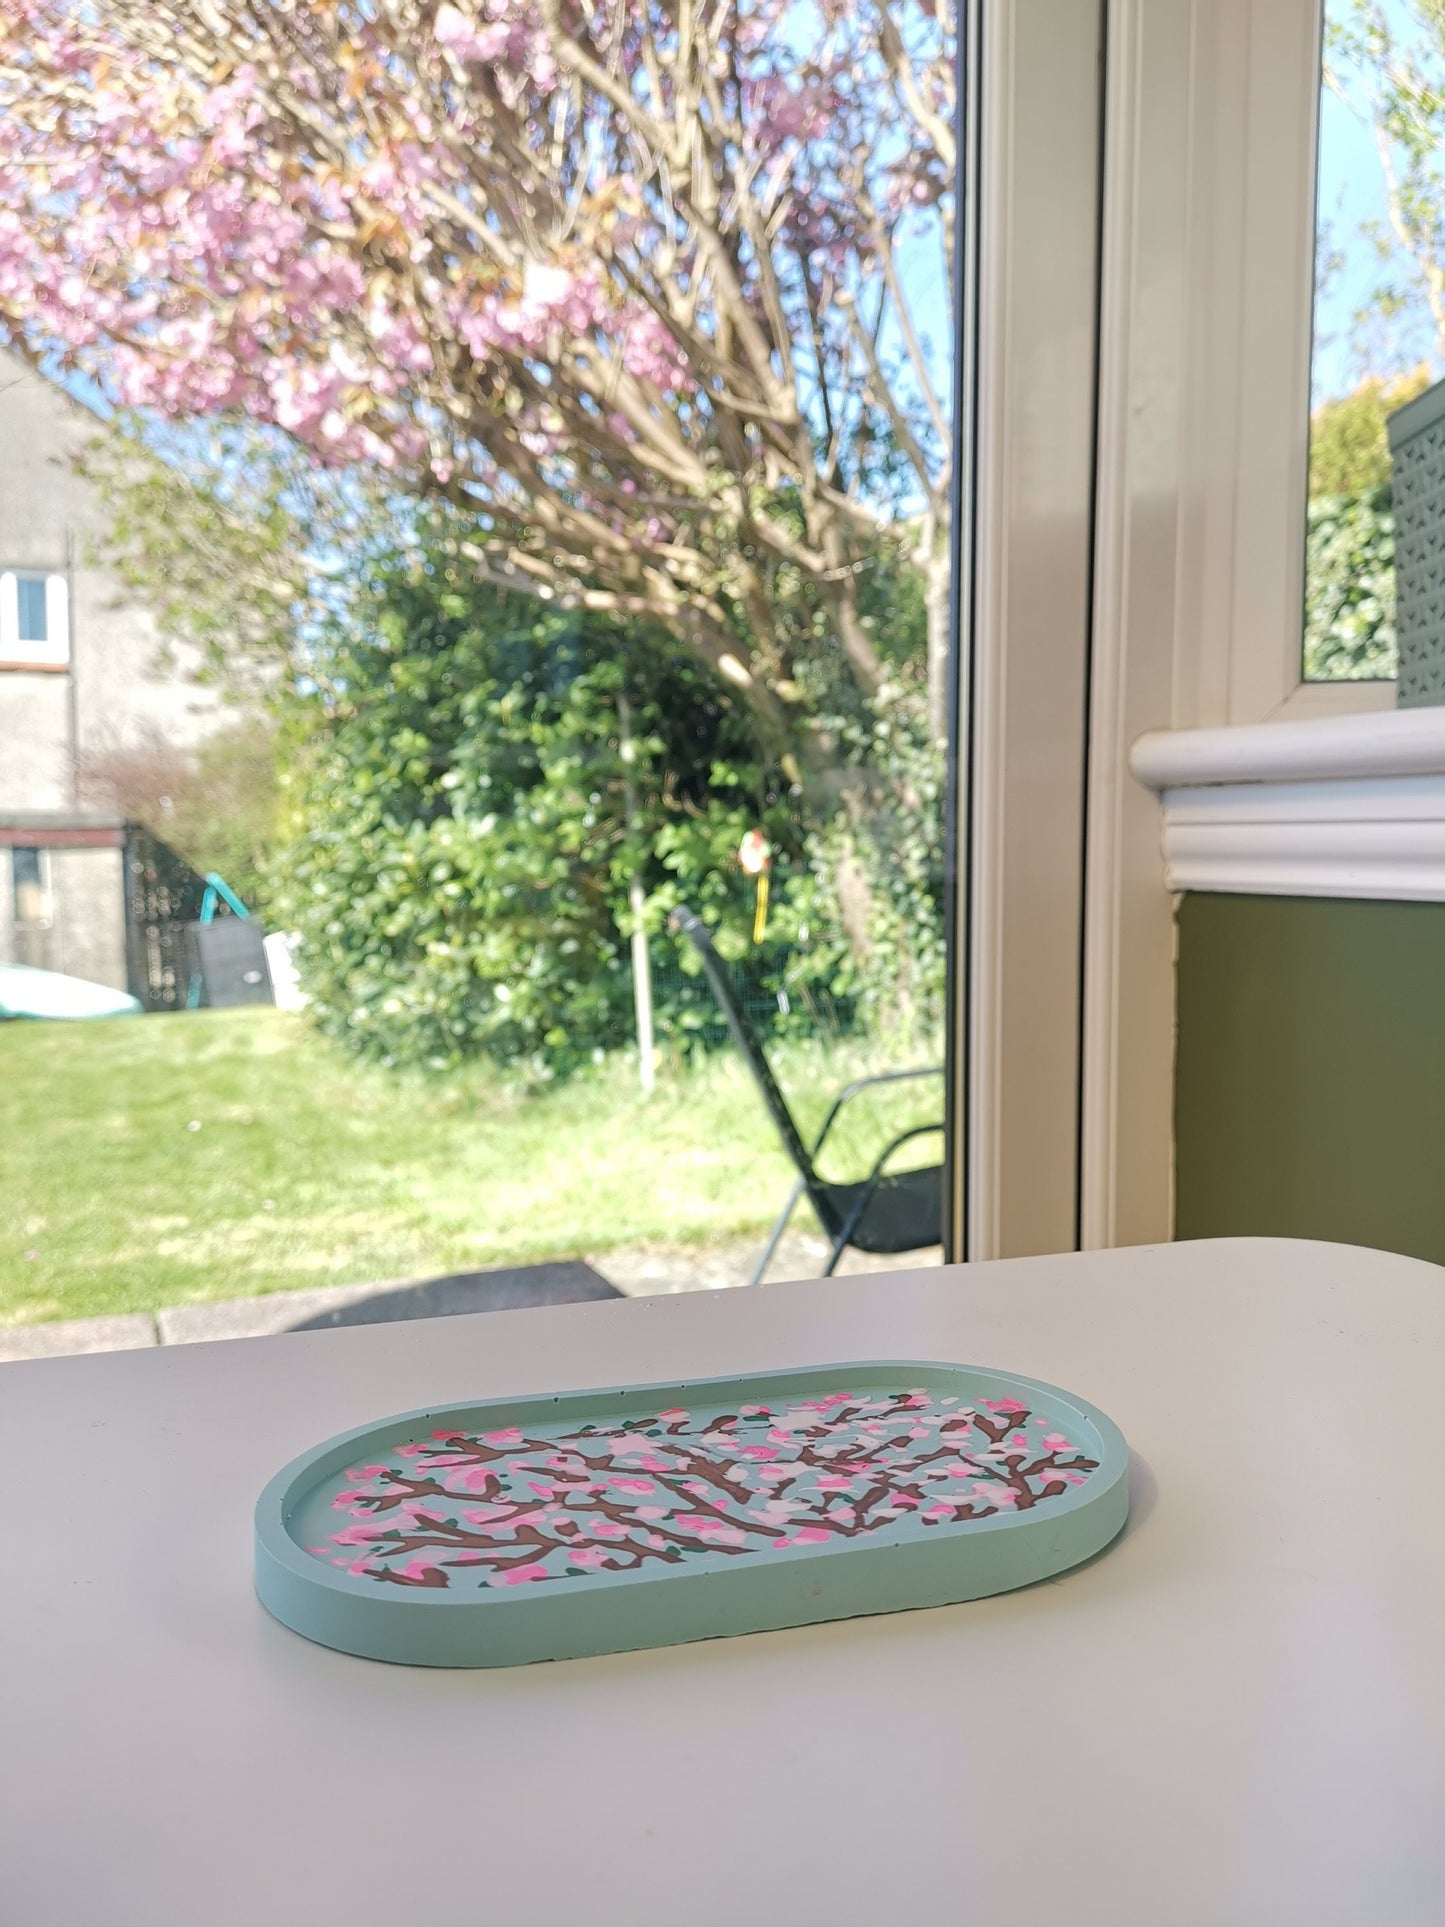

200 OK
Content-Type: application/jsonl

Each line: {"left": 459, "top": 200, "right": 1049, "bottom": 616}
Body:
{"left": 590, "top": 1231, "right": 940, "bottom": 1295}
{"left": 0, "top": 1232, "right": 941, "bottom": 1363}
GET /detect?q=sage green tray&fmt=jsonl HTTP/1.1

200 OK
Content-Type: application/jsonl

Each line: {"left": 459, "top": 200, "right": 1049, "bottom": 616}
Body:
{"left": 254, "top": 1360, "right": 1129, "bottom": 1667}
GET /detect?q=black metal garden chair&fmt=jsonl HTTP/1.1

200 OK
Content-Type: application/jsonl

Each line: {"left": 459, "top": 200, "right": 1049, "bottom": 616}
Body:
{"left": 669, "top": 906, "right": 944, "bottom": 1285}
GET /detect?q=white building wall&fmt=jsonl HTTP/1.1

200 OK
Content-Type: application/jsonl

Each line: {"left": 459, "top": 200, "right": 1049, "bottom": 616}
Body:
{"left": 0, "top": 350, "right": 223, "bottom": 813}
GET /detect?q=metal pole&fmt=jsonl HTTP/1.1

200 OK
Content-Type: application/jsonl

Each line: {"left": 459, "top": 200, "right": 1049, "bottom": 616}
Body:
{"left": 618, "top": 692, "right": 656, "bottom": 1095}
{"left": 65, "top": 526, "right": 80, "bottom": 807}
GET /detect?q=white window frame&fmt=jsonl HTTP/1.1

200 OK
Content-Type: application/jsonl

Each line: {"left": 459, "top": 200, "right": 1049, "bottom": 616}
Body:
{"left": 955, "top": 0, "right": 1106, "bottom": 1261}
{"left": 0, "top": 569, "right": 69, "bottom": 669}
{"left": 1181, "top": 0, "right": 1393, "bottom": 726}
{"left": 1079, "top": 0, "right": 1388, "bottom": 1253}
{"left": 10, "top": 846, "right": 54, "bottom": 929}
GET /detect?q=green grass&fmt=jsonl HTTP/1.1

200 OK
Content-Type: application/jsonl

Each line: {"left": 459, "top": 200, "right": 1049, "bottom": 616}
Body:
{"left": 0, "top": 1008, "right": 943, "bottom": 1325}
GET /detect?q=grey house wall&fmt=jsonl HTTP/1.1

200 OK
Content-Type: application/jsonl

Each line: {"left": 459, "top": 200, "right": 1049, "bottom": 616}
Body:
{"left": 0, "top": 350, "right": 222, "bottom": 812}
{"left": 49, "top": 846, "right": 128, "bottom": 987}
{"left": 0, "top": 842, "right": 128, "bottom": 989}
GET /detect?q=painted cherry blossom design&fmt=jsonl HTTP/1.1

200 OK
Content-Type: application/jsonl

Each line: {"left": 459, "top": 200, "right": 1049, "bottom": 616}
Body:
{"left": 309, "top": 1391, "right": 1100, "bottom": 1592}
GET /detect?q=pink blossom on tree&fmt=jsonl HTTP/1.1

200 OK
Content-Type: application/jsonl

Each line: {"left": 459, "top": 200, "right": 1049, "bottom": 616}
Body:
{"left": 0, "top": 0, "right": 957, "bottom": 747}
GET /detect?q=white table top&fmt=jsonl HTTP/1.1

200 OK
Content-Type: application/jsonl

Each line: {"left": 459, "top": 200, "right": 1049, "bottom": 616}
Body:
{"left": 3, "top": 1237, "right": 1442, "bottom": 1925}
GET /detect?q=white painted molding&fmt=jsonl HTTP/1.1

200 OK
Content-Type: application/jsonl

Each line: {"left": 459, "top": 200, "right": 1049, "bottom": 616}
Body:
{"left": 1133, "top": 713, "right": 1445, "bottom": 900}
{"left": 1160, "top": 776, "right": 1445, "bottom": 900}
{"left": 1131, "top": 704, "right": 1445, "bottom": 791}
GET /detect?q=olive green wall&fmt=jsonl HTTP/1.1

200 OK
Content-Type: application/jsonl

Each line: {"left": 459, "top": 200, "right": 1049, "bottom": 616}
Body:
{"left": 1175, "top": 894, "right": 1445, "bottom": 1265}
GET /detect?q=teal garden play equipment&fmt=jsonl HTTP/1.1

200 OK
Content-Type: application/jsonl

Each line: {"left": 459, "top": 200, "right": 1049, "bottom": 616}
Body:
{"left": 186, "top": 873, "right": 273, "bottom": 1010}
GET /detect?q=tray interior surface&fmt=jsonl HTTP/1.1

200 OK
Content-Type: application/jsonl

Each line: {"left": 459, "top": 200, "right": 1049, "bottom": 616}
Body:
{"left": 280, "top": 1365, "right": 1115, "bottom": 1598}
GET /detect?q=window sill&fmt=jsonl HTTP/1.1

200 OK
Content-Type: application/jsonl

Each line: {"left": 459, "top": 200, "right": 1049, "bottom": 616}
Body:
{"left": 1270, "top": 678, "right": 1397, "bottom": 723}
{"left": 1130, "top": 706, "right": 1445, "bottom": 901}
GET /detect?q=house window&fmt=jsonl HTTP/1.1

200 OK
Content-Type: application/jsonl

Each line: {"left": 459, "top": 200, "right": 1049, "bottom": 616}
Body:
{"left": 16, "top": 575, "right": 47, "bottom": 644}
{"left": 0, "top": 570, "right": 69, "bottom": 668}
{"left": 11, "top": 847, "right": 51, "bottom": 926}
{"left": 1304, "top": 0, "right": 1445, "bottom": 682}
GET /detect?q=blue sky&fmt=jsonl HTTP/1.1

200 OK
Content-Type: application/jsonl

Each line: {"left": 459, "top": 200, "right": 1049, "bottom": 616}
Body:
{"left": 1313, "top": 0, "right": 1445, "bottom": 400}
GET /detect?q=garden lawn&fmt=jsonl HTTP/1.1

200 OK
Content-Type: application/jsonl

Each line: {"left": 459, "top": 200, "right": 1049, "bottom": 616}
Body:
{"left": 0, "top": 1007, "right": 943, "bottom": 1325}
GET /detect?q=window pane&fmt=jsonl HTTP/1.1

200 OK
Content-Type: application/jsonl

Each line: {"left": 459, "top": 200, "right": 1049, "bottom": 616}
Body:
{"left": 1306, "top": 0, "right": 1445, "bottom": 682}
{"left": 16, "top": 575, "right": 47, "bottom": 644}
{"left": 12, "top": 847, "right": 47, "bottom": 923}
{"left": 0, "top": 1, "right": 964, "bottom": 1340}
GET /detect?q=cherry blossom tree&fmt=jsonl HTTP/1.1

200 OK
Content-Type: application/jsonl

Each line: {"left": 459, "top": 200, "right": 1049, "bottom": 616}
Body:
{"left": 0, "top": 0, "right": 956, "bottom": 755}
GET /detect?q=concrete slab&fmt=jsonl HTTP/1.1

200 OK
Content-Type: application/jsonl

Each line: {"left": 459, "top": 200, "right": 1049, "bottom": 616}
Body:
{"left": 156, "top": 1282, "right": 406, "bottom": 1345}
{"left": 2, "top": 1242, "right": 943, "bottom": 1364}
{"left": 0, "top": 1312, "right": 158, "bottom": 1363}
{"left": 155, "top": 1262, "right": 620, "bottom": 1344}
{"left": 592, "top": 1232, "right": 942, "bottom": 1296}
{"left": 286, "top": 1262, "right": 618, "bottom": 1331}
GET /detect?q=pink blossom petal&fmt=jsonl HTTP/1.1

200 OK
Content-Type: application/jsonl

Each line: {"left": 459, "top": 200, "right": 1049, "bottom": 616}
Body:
{"left": 492, "top": 1562, "right": 551, "bottom": 1586}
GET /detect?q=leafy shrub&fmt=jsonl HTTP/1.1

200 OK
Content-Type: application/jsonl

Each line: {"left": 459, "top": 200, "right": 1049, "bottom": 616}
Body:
{"left": 1308, "top": 368, "right": 1431, "bottom": 498}
{"left": 1301, "top": 371, "right": 1435, "bottom": 682}
{"left": 1304, "top": 486, "right": 1396, "bottom": 681}
{"left": 803, "top": 686, "right": 947, "bottom": 1048}
{"left": 268, "top": 549, "right": 850, "bottom": 1076}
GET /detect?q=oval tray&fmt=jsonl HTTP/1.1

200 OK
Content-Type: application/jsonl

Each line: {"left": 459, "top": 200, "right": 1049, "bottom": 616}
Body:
{"left": 255, "top": 1360, "right": 1129, "bottom": 1667}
